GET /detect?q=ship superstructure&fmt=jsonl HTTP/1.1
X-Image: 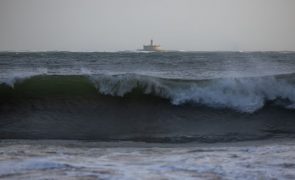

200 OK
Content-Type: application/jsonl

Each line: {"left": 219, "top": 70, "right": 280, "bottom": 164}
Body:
{"left": 142, "top": 40, "right": 162, "bottom": 52}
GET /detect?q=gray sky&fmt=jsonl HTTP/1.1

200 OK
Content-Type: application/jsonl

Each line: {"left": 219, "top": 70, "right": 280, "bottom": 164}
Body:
{"left": 0, "top": 0, "right": 295, "bottom": 51}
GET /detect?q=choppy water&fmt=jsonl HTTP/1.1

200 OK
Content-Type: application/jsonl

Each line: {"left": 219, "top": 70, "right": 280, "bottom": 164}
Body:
{"left": 1, "top": 51, "right": 295, "bottom": 80}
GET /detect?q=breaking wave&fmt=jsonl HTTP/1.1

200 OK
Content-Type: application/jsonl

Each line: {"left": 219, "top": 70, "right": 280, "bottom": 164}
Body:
{"left": 91, "top": 73, "right": 295, "bottom": 113}
{"left": 1, "top": 72, "right": 295, "bottom": 113}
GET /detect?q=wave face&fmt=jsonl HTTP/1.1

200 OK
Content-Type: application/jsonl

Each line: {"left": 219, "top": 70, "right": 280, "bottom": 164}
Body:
{"left": 1, "top": 52, "right": 295, "bottom": 142}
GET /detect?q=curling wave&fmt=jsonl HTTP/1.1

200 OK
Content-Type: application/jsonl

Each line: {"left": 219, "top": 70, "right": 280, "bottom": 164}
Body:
{"left": 0, "top": 72, "right": 295, "bottom": 113}
{"left": 90, "top": 73, "right": 295, "bottom": 113}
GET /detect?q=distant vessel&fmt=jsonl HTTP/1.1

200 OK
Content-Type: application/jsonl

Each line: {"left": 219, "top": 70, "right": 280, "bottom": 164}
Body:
{"left": 141, "top": 40, "right": 163, "bottom": 52}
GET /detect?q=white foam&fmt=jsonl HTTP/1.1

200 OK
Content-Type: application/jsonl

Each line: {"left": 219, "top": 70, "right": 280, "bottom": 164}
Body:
{"left": 89, "top": 74, "right": 295, "bottom": 113}
{"left": 1, "top": 140, "right": 295, "bottom": 179}
{"left": 0, "top": 68, "right": 48, "bottom": 87}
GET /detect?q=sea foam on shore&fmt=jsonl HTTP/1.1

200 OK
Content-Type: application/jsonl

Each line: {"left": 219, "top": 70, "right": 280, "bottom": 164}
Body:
{"left": 0, "top": 139, "right": 295, "bottom": 179}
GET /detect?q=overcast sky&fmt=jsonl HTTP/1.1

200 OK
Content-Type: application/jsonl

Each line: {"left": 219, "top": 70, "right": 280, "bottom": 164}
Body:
{"left": 0, "top": 0, "right": 294, "bottom": 51}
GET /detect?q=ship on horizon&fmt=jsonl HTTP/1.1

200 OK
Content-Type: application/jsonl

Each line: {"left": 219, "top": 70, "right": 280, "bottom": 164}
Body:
{"left": 139, "top": 39, "right": 163, "bottom": 52}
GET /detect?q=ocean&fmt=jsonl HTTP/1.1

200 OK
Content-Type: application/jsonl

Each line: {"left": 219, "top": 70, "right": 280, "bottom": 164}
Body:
{"left": 1, "top": 51, "right": 295, "bottom": 179}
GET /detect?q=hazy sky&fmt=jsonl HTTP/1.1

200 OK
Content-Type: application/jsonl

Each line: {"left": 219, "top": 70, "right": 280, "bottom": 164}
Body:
{"left": 0, "top": 0, "right": 295, "bottom": 51}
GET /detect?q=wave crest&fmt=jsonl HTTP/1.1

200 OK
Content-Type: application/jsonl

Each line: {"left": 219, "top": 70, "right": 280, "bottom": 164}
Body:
{"left": 90, "top": 73, "right": 295, "bottom": 113}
